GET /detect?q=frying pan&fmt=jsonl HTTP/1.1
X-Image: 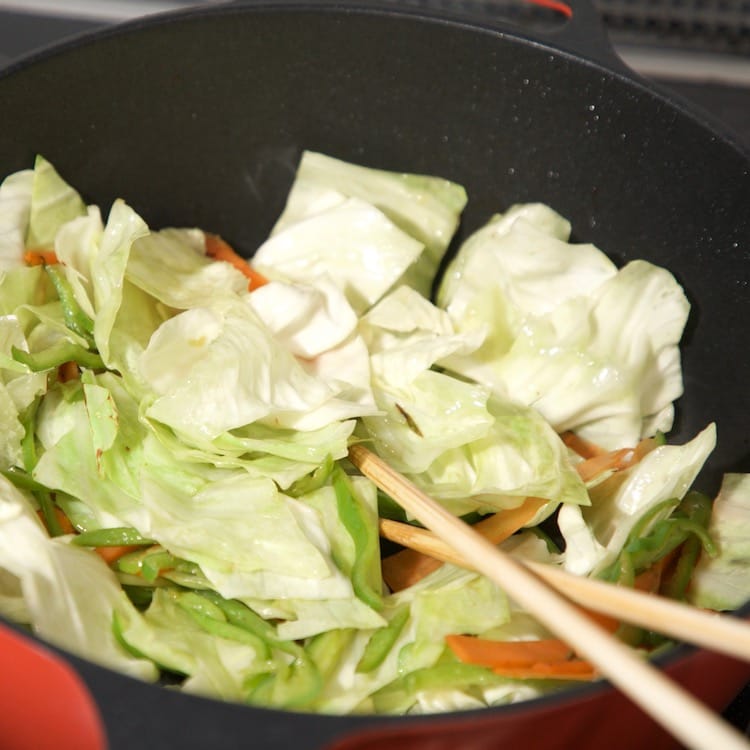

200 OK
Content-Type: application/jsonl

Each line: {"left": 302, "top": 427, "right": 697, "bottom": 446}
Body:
{"left": 0, "top": 1, "right": 749, "bottom": 748}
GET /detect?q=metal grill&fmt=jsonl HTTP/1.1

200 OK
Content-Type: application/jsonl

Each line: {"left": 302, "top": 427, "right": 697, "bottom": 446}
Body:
{"left": 593, "top": 1, "right": 750, "bottom": 56}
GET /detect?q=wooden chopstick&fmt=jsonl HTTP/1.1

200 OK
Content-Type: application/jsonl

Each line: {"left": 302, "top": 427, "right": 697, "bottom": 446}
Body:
{"left": 379, "top": 517, "right": 750, "bottom": 663}
{"left": 349, "top": 444, "right": 750, "bottom": 750}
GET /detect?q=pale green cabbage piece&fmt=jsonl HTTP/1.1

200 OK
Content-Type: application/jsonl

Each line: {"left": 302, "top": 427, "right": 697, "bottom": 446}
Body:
{"left": 690, "top": 473, "right": 750, "bottom": 611}
{"left": 438, "top": 204, "right": 689, "bottom": 449}
{"left": 265, "top": 150, "right": 467, "bottom": 300}
{"left": 0, "top": 168, "right": 33, "bottom": 268}
{"left": 254, "top": 196, "right": 424, "bottom": 314}
{"left": 127, "top": 227, "right": 249, "bottom": 309}
{"left": 0, "top": 155, "right": 738, "bottom": 720}
{"left": 308, "top": 564, "right": 511, "bottom": 715}
{"left": 358, "top": 286, "right": 587, "bottom": 515}
{"left": 138, "top": 295, "right": 376, "bottom": 438}
{"left": 115, "top": 587, "right": 270, "bottom": 702}
{"left": 559, "top": 423, "right": 716, "bottom": 576}
{"left": 26, "top": 155, "right": 87, "bottom": 249}
{"left": 31, "top": 371, "right": 383, "bottom": 640}
{"left": 0, "top": 474, "right": 156, "bottom": 680}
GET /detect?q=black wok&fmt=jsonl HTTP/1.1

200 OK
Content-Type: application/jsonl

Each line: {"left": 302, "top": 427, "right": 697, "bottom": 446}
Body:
{"left": 0, "top": 2, "right": 748, "bottom": 748}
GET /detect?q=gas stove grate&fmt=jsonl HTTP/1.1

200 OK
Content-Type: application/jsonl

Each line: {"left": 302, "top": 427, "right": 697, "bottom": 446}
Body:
{"left": 593, "top": 1, "right": 750, "bottom": 56}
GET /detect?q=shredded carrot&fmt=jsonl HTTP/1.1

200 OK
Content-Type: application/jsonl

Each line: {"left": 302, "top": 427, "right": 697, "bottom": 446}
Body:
{"left": 561, "top": 431, "right": 607, "bottom": 459}
{"left": 382, "top": 548, "right": 443, "bottom": 592}
{"left": 576, "top": 605, "right": 620, "bottom": 635}
{"left": 24, "top": 248, "right": 59, "bottom": 266}
{"left": 634, "top": 549, "right": 682, "bottom": 595}
{"left": 94, "top": 545, "right": 141, "bottom": 565}
{"left": 575, "top": 447, "right": 634, "bottom": 482}
{"left": 445, "top": 634, "right": 597, "bottom": 681}
{"left": 574, "top": 436, "right": 661, "bottom": 483}
{"left": 381, "top": 498, "right": 546, "bottom": 592}
{"left": 37, "top": 507, "right": 76, "bottom": 536}
{"left": 472, "top": 497, "right": 546, "bottom": 543}
{"left": 631, "top": 436, "right": 660, "bottom": 462}
{"left": 204, "top": 233, "right": 268, "bottom": 291}
{"left": 57, "top": 360, "right": 80, "bottom": 383}
{"left": 446, "top": 634, "right": 573, "bottom": 666}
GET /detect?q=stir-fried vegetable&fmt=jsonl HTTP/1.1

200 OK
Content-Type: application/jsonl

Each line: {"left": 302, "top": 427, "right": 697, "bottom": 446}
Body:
{"left": 0, "top": 152, "right": 747, "bottom": 715}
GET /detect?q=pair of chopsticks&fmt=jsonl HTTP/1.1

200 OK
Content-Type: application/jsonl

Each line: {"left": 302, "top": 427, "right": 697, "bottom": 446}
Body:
{"left": 348, "top": 445, "right": 750, "bottom": 750}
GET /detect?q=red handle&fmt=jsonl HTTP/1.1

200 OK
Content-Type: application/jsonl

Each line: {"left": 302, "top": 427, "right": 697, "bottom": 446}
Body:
{"left": 0, "top": 623, "right": 107, "bottom": 750}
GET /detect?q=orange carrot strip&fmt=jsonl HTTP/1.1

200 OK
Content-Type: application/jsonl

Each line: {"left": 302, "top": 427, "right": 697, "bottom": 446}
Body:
{"left": 37, "top": 507, "right": 76, "bottom": 536}
{"left": 382, "top": 548, "right": 443, "bottom": 592}
{"left": 446, "top": 634, "right": 597, "bottom": 681}
{"left": 94, "top": 545, "right": 141, "bottom": 565}
{"left": 446, "top": 634, "right": 573, "bottom": 667}
{"left": 631, "top": 436, "right": 660, "bottom": 462}
{"left": 575, "top": 605, "right": 621, "bottom": 635}
{"left": 575, "top": 447, "right": 634, "bottom": 482}
{"left": 24, "top": 249, "right": 59, "bottom": 266}
{"left": 471, "top": 497, "right": 547, "bottom": 543}
{"left": 204, "top": 233, "right": 268, "bottom": 291}
{"left": 634, "top": 548, "right": 683, "bottom": 595}
{"left": 561, "top": 431, "right": 607, "bottom": 459}
{"left": 574, "top": 436, "right": 662, "bottom": 483}
{"left": 381, "top": 498, "right": 546, "bottom": 592}
{"left": 57, "top": 361, "right": 80, "bottom": 383}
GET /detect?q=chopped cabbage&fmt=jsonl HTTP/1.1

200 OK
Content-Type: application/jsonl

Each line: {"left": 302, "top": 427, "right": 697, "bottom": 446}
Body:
{"left": 0, "top": 152, "right": 740, "bottom": 719}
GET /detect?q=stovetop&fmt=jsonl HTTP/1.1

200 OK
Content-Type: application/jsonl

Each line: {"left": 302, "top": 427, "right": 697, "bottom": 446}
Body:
{"left": 0, "top": 0, "right": 748, "bottom": 742}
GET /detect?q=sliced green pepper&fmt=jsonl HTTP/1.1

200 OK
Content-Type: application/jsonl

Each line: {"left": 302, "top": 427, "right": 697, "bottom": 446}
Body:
{"left": 12, "top": 342, "right": 104, "bottom": 372}
{"left": 45, "top": 264, "right": 96, "bottom": 345}
{"left": 245, "top": 654, "right": 322, "bottom": 710}
{"left": 332, "top": 465, "right": 382, "bottom": 611}
{"left": 173, "top": 591, "right": 271, "bottom": 659}
{"left": 662, "top": 491, "right": 716, "bottom": 600}
{"left": 72, "top": 526, "right": 154, "bottom": 548}
{"left": 357, "top": 605, "right": 410, "bottom": 673}
{"left": 286, "top": 454, "right": 335, "bottom": 498}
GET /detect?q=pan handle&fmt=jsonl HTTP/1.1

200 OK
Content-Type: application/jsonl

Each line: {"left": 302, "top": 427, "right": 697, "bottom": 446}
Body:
{"left": 364, "top": 0, "right": 632, "bottom": 75}
{"left": 534, "top": 0, "right": 631, "bottom": 73}
{"left": 0, "top": 622, "right": 107, "bottom": 750}
{"left": 226, "top": 0, "right": 630, "bottom": 75}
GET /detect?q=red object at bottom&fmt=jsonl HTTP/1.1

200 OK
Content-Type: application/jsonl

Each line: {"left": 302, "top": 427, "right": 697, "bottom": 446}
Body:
{"left": 328, "top": 645, "right": 750, "bottom": 750}
{"left": 0, "top": 625, "right": 107, "bottom": 750}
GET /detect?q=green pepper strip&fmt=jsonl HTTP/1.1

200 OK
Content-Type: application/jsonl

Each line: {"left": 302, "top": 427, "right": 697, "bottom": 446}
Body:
{"left": 35, "top": 491, "right": 62, "bottom": 536}
{"left": 286, "top": 454, "right": 335, "bottom": 498}
{"left": 332, "top": 465, "right": 383, "bottom": 611}
{"left": 12, "top": 342, "right": 104, "bottom": 372}
{"left": 140, "top": 551, "right": 178, "bottom": 583}
{"left": 45, "top": 264, "right": 96, "bottom": 345}
{"left": 19, "top": 398, "right": 40, "bottom": 473}
{"left": 113, "top": 546, "right": 178, "bottom": 582}
{"left": 371, "top": 662, "right": 500, "bottom": 714}
{"left": 121, "top": 584, "right": 155, "bottom": 609}
{"left": 72, "top": 526, "right": 154, "bottom": 548}
{"left": 184, "top": 591, "right": 322, "bottom": 708}
{"left": 245, "top": 655, "right": 322, "bottom": 710}
{"left": 662, "top": 491, "right": 715, "bottom": 600}
{"left": 1, "top": 467, "right": 48, "bottom": 493}
{"left": 195, "top": 590, "right": 299, "bottom": 657}
{"left": 9, "top": 399, "right": 65, "bottom": 536}
{"left": 307, "top": 629, "right": 355, "bottom": 681}
{"left": 356, "top": 604, "right": 409, "bottom": 673}
{"left": 174, "top": 591, "right": 272, "bottom": 660}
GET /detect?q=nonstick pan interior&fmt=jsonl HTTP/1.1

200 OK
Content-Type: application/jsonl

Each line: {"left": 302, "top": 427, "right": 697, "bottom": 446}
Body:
{"left": 0, "top": 3, "right": 748, "bottom": 748}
